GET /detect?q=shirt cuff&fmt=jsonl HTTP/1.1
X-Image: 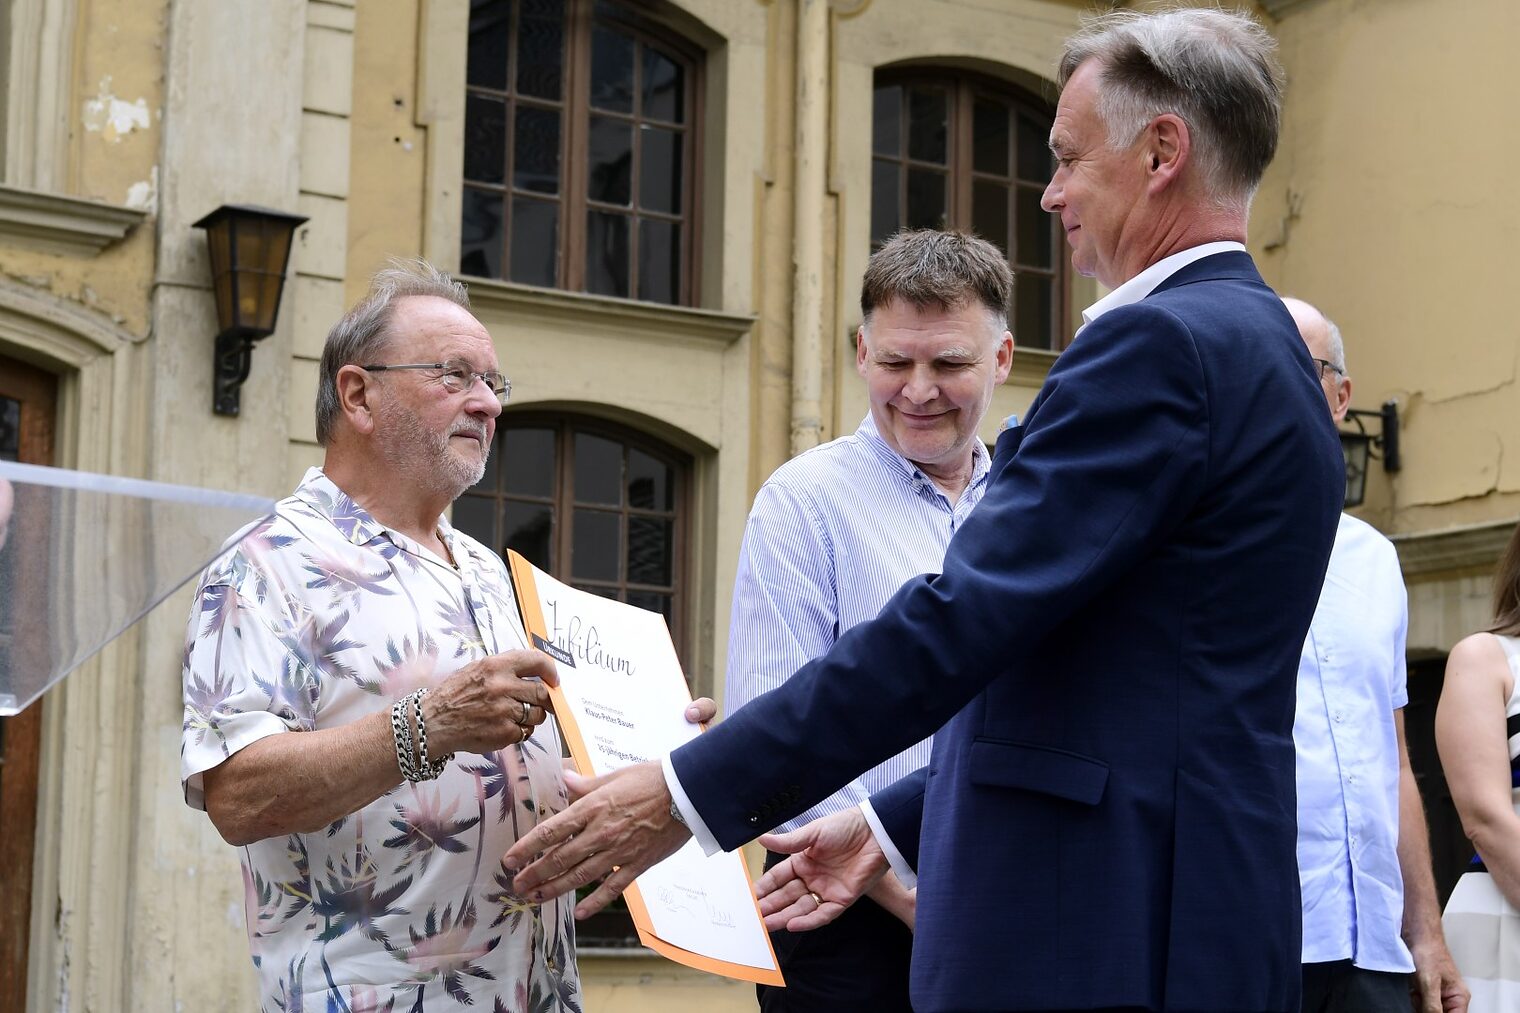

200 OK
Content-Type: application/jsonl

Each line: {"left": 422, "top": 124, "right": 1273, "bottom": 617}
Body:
{"left": 661, "top": 753, "right": 723, "bottom": 856}
{"left": 859, "top": 799, "right": 916, "bottom": 889}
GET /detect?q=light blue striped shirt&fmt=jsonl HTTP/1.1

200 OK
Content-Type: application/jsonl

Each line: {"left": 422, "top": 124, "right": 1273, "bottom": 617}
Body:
{"left": 724, "top": 414, "right": 992, "bottom": 833}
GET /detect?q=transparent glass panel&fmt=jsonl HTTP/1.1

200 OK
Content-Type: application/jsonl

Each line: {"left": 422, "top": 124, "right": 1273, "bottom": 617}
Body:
{"left": 571, "top": 509, "right": 620, "bottom": 581}
{"left": 907, "top": 87, "right": 948, "bottom": 165}
{"left": 638, "top": 218, "right": 678, "bottom": 306}
{"left": 1016, "top": 187, "right": 1053, "bottom": 269}
{"left": 626, "top": 449, "right": 670, "bottom": 511}
{"left": 509, "top": 197, "right": 558, "bottom": 288}
{"left": 588, "top": 116, "right": 633, "bottom": 206}
{"left": 627, "top": 516, "right": 671, "bottom": 586}
{"left": 0, "top": 462, "right": 275, "bottom": 715}
{"left": 450, "top": 493, "right": 495, "bottom": 547}
{"left": 464, "top": 94, "right": 507, "bottom": 184}
{"left": 642, "top": 47, "right": 683, "bottom": 123}
{"left": 973, "top": 97, "right": 1010, "bottom": 177}
{"left": 513, "top": 105, "right": 560, "bottom": 194}
{"left": 459, "top": 187, "right": 504, "bottom": 278}
{"left": 503, "top": 500, "right": 553, "bottom": 570}
{"left": 638, "top": 125, "right": 681, "bottom": 214}
{"left": 590, "top": 25, "right": 635, "bottom": 113}
{"left": 516, "top": 0, "right": 565, "bottom": 100}
{"left": 466, "top": 0, "right": 511, "bottom": 90}
{"left": 1015, "top": 273, "right": 1054, "bottom": 352}
{"left": 972, "top": 180, "right": 1009, "bottom": 254}
{"left": 872, "top": 85, "right": 901, "bottom": 157}
{"left": 0, "top": 398, "right": 18, "bottom": 459}
{"left": 502, "top": 427, "right": 555, "bottom": 498}
{"left": 626, "top": 590, "right": 672, "bottom": 625}
{"left": 574, "top": 433, "right": 622, "bottom": 505}
{"left": 906, "top": 168, "right": 946, "bottom": 230}
{"left": 871, "top": 160, "right": 900, "bottom": 247}
{"left": 585, "top": 212, "right": 630, "bottom": 298}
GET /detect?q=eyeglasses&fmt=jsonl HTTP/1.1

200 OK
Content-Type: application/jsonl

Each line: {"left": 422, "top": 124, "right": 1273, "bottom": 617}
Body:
{"left": 360, "top": 359, "right": 511, "bottom": 405}
{"left": 1311, "top": 358, "right": 1345, "bottom": 382}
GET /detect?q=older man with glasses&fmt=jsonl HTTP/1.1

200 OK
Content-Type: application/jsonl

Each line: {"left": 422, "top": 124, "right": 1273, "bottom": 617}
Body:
{"left": 179, "top": 259, "right": 706, "bottom": 1012}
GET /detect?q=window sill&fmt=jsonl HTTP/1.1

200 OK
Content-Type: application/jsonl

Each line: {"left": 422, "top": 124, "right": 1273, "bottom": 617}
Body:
{"left": 1008, "top": 346, "right": 1060, "bottom": 387}
{"left": 462, "top": 277, "right": 755, "bottom": 347}
{"left": 0, "top": 185, "right": 148, "bottom": 256}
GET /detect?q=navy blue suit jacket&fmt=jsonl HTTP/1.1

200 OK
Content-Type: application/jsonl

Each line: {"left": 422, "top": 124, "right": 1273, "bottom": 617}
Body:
{"left": 674, "top": 252, "right": 1343, "bottom": 1012}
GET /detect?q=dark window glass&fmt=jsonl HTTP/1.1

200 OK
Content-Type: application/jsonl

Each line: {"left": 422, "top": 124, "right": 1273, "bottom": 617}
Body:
{"left": 467, "top": 0, "right": 511, "bottom": 90}
{"left": 509, "top": 198, "right": 558, "bottom": 287}
{"left": 642, "top": 48, "right": 683, "bottom": 123}
{"left": 626, "top": 591, "right": 672, "bottom": 626}
{"left": 0, "top": 397, "right": 18, "bottom": 461}
{"left": 872, "top": 85, "right": 900, "bottom": 157}
{"left": 451, "top": 494, "right": 496, "bottom": 547}
{"left": 1016, "top": 111, "right": 1052, "bottom": 182}
{"left": 460, "top": 0, "right": 698, "bottom": 306}
{"left": 638, "top": 126, "right": 681, "bottom": 213}
{"left": 464, "top": 95, "right": 507, "bottom": 184}
{"left": 871, "top": 160, "right": 899, "bottom": 246}
{"left": 907, "top": 88, "right": 948, "bottom": 165}
{"left": 588, "top": 116, "right": 633, "bottom": 205}
{"left": 906, "top": 168, "right": 946, "bottom": 230}
{"left": 503, "top": 501, "right": 554, "bottom": 569}
{"left": 1016, "top": 188, "right": 1052, "bottom": 269}
{"left": 502, "top": 427, "right": 555, "bottom": 497}
{"left": 590, "top": 25, "right": 635, "bottom": 112}
{"left": 585, "top": 211, "right": 630, "bottom": 297}
{"left": 517, "top": 0, "right": 564, "bottom": 99}
{"left": 459, "top": 188, "right": 504, "bottom": 278}
{"left": 1016, "top": 273, "right": 1054, "bottom": 352}
{"left": 572, "top": 509, "right": 621, "bottom": 580}
{"left": 972, "top": 97, "right": 1008, "bottom": 176}
{"left": 627, "top": 517, "right": 671, "bottom": 585}
{"left": 626, "top": 449, "right": 670, "bottom": 510}
{"left": 638, "top": 219, "right": 678, "bottom": 306}
{"left": 574, "top": 432, "right": 623, "bottom": 505}
{"left": 513, "top": 106, "right": 561, "bottom": 193}
{"left": 972, "top": 180, "right": 1008, "bottom": 253}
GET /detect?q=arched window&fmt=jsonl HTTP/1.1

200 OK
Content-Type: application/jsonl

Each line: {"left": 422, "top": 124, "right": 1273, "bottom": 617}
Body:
{"left": 461, "top": 0, "right": 701, "bottom": 306}
{"left": 452, "top": 414, "right": 691, "bottom": 665}
{"left": 871, "top": 73, "right": 1067, "bottom": 349}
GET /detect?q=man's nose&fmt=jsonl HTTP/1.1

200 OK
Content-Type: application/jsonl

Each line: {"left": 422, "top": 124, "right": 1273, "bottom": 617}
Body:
{"left": 466, "top": 376, "right": 504, "bottom": 418}
{"left": 1041, "top": 175, "right": 1062, "bottom": 213}
{"left": 902, "top": 369, "right": 939, "bottom": 404}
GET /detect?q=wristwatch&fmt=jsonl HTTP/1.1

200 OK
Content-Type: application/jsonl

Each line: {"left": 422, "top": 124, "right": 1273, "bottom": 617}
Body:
{"left": 669, "top": 799, "right": 688, "bottom": 828}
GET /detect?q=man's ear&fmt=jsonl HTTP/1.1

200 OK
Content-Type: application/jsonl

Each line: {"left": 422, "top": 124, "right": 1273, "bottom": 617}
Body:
{"left": 855, "top": 324, "right": 869, "bottom": 377}
{"left": 1145, "top": 113, "right": 1191, "bottom": 194}
{"left": 335, "top": 364, "right": 377, "bottom": 436}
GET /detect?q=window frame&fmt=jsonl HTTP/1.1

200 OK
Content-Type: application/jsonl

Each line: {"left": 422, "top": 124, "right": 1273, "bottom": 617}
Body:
{"left": 871, "top": 69, "right": 1071, "bottom": 350}
{"left": 461, "top": 0, "right": 705, "bottom": 306}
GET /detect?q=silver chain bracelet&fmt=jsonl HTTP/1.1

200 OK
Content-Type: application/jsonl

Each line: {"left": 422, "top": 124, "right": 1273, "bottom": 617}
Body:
{"left": 390, "top": 693, "right": 420, "bottom": 781}
{"left": 411, "top": 688, "right": 453, "bottom": 780}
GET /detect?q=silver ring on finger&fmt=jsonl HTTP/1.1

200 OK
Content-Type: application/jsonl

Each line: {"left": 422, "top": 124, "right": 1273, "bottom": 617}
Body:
{"left": 520, "top": 699, "right": 531, "bottom": 725}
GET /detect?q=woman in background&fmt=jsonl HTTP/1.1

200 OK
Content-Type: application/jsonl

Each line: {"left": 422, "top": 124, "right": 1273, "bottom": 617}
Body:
{"left": 1438, "top": 523, "right": 1520, "bottom": 1011}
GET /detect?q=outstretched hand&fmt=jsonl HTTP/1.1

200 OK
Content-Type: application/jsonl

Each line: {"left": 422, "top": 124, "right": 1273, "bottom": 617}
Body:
{"left": 754, "top": 807, "right": 889, "bottom": 932}
{"left": 505, "top": 760, "right": 690, "bottom": 918}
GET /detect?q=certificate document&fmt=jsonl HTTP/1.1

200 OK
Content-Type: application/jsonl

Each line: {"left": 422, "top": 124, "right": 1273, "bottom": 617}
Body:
{"left": 506, "top": 551, "right": 784, "bottom": 986}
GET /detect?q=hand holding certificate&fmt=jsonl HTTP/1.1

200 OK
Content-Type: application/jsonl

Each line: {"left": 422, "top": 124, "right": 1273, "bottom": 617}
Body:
{"left": 503, "top": 552, "right": 783, "bottom": 985}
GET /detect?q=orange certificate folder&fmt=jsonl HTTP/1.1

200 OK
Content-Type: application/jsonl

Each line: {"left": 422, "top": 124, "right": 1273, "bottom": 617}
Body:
{"left": 506, "top": 551, "right": 784, "bottom": 987}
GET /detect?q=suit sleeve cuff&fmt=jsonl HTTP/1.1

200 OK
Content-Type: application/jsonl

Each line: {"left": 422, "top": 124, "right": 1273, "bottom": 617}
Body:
{"left": 859, "top": 799, "right": 917, "bottom": 889}
{"left": 662, "top": 753, "right": 723, "bottom": 856}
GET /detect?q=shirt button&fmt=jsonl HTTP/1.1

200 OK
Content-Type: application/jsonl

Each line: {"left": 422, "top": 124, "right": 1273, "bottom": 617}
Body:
{"left": 1334, "top": 712, "right": 1344, "bottom": 723}
{"left": 1347, "top": 773, "right": 1357, "bottom": 784}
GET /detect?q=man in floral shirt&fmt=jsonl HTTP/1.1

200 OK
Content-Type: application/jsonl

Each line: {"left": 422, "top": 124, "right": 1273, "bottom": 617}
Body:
{"left": 183, "top": 261, "right": 581, "bottom": 1011}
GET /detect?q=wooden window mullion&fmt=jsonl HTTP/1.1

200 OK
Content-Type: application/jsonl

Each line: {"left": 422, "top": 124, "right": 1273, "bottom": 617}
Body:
{"left": 562, "top": 0, "right": 592, "bottom": 293}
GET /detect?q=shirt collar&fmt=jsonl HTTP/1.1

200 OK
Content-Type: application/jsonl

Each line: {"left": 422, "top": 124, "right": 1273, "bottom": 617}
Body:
{"left": 1079, "top": 241, "right": 1247, "bottom": 330}
{"left": 292, "top": 467, "right": 456, "bottom": 562}
{"left": 856, "top": 414, "right": 991, "bottom": 494}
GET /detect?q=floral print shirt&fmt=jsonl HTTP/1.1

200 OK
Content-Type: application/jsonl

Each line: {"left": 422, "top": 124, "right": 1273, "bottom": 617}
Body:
{"left": 181, "top": 468, "right": 582, "bottom": 1013}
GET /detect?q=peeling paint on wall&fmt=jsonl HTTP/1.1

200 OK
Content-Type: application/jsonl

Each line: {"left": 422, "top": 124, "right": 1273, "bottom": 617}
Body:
{"left": 126, "top": 166, "right": 159, "bottom": 214}
{"left": 82, "top": 76, "right": 153, "bottom": 141}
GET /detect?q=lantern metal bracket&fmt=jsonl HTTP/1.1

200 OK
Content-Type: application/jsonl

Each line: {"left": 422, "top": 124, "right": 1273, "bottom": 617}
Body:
{"left": 1342, "top": 400, "right": 1401, "bottom": 473}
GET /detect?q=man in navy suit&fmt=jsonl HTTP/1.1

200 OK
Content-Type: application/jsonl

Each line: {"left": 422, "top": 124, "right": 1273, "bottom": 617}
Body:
{"left": 507, "top": 8, "right": 1343, "bottom": 1011}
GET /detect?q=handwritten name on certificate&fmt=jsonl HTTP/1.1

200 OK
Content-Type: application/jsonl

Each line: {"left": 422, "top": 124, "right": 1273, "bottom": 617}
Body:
{"left": 505, "top": 552, "right": 783, "bottom": 986}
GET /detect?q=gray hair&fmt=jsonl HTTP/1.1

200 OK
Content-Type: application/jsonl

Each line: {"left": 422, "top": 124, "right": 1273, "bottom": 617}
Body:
{"left": 860, "top": 230, "right": 1013, "bottom": 331}
{"left": 1059, "top": 6, "right": 1285, "bottom": 208}
{"left": 314, "top": 258, "right": 471, "bottom": 445}
{"left": 1321, "top": 313, "right": 1346, "bottom": 375}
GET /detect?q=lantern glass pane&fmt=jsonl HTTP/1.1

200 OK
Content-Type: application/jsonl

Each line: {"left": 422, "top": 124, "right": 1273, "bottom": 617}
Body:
{"left": 204, "top": 220, "right": 236, "bottom": 334}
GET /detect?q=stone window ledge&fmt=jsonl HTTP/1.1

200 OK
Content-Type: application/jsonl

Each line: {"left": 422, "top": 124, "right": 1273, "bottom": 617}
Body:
{"left": 0, "top": 185, "right": 148, "bottom": 256}
{"left": 463, "top": 276, "right": 755, "bottom": 347}
{"left": 1009, "top": 347, "right": 1060, "bottom": 387}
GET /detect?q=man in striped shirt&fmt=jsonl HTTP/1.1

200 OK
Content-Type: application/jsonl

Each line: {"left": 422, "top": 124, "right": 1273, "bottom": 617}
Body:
{"left": 725, "top": 229, "right": 1013, "bottom": 1011}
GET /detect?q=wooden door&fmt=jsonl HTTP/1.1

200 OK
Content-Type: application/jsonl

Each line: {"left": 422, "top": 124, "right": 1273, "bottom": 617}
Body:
{"left": 0, "top": 355, "right": 58, "bottom": 1009}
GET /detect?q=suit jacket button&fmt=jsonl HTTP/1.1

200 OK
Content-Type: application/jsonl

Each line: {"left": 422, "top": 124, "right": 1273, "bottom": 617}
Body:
{"left": 748, "top": 815, "right": 760, "bottom": 824}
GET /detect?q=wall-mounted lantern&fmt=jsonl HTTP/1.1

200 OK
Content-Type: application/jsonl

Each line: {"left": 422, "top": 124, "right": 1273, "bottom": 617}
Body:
{"left": 1340, "top": 400, "right": 1400, "bottom": 508}
{"left": 193, "top": 204, "right": 308, "bottom": 416}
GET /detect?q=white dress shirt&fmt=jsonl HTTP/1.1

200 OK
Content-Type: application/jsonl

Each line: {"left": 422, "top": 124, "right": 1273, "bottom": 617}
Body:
{"left": 1295, "top": 512, "right": 1414, "bottom": 972}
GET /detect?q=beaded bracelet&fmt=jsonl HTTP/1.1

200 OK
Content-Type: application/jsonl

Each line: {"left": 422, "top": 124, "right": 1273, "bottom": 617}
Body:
{"left": 411, "top": 688, "right": 453, "bottom": 780}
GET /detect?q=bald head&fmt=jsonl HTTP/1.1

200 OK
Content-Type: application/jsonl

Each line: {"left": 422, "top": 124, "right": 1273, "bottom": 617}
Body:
{"left": 1282, "top": 296, "right": 1350, "bottom": 423}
